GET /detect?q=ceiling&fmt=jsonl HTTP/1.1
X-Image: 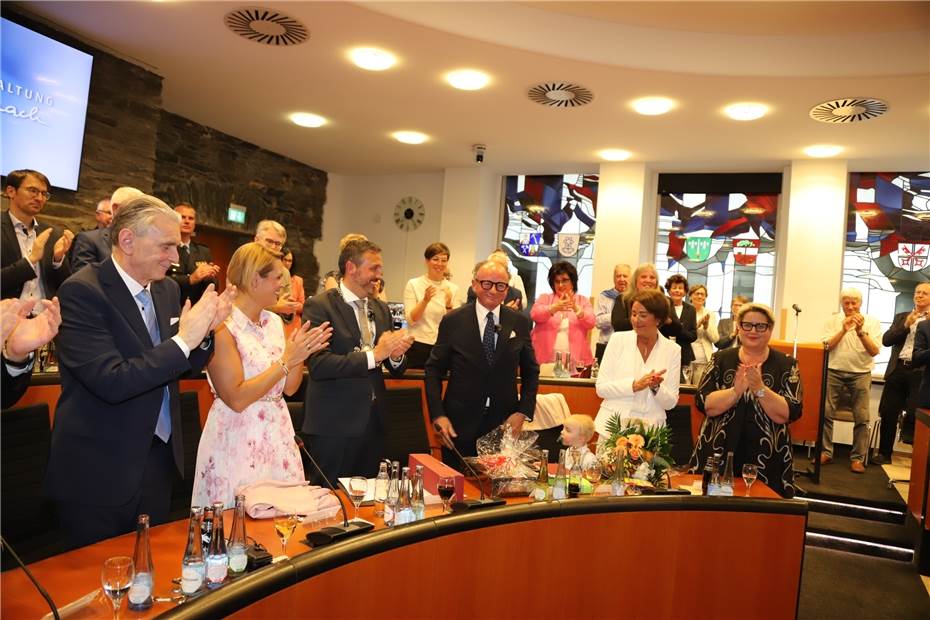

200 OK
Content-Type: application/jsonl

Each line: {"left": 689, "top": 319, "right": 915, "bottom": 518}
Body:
{"left": 16, "top": 1, "right": 930, "bottom": 176}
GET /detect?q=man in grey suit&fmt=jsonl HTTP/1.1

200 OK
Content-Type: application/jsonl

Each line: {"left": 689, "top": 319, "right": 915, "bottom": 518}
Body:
{"left": 301, "top": 239, "right": 413, "bottom": 482}
{"left": 70, "top": 186, "right": 143, "bottom": 271}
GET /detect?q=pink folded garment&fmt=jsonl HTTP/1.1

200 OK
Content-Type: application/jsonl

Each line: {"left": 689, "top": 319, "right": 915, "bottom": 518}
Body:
{"left": 235, "top": 479, "right": 341, "bottom": 520}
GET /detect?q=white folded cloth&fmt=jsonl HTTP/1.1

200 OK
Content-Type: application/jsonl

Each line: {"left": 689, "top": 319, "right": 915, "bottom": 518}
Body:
{"left": 235, "top": 479, "right": 341, "bottom": 519}
{"left": 525, "top": 393, "right": 571, "bottom": 431}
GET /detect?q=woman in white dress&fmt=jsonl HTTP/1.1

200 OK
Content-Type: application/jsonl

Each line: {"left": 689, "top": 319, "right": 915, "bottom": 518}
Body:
{"left": 595, "top": 289, "right": 681, "bottom": 434}
{"left": 193, "top": 243, "right": 332, "bottom": 508}
{"left": 689, "top": 284, "right": 719, "bottom": 368}
{"left": 403, "top": 242, "right": 459, "bottom": 368}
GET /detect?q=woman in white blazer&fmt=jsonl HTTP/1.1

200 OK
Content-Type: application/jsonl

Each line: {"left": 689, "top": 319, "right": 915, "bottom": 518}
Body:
{"left": 689, "top": 284, "right": 719, "bottom": 367}
{"left": 594, "top": 289, "right": 681, "bottom": 434}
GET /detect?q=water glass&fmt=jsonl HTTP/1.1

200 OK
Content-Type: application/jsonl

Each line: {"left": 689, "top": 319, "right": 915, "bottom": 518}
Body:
{"left": 348, "top": 476, "right": 368, "bottom": 522}
{"left": 101, "top": 556, "right": 134, "bottom": 620}
{"left": 437, "top": 476, "right": 455, "bottom": 513}
{"left": 742, "top": 464, "right": 759, "bottom": 496}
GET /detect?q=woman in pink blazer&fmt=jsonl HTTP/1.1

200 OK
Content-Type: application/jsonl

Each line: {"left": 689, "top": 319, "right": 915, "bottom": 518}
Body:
{"left": 530, "top": 261, "right": 596, "bottom": 368}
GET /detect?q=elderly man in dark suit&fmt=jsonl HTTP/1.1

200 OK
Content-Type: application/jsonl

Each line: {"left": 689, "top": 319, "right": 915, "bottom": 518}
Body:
{"left": 425, "top": 259, "right": 540, "bottom": 463}
{"left": 69, "top": 186, "right": 143, "bottom": 272}
{"left": 1, "top": 169, "right": 73, "bottom": 301}
{"left": 301, "top": 239, "right": 413, "bottom": 482}
{"left": 44, "top": 195, "right": 234, "bottom": 548}
{"left": 881, "top": 283, "right": 930, "bottom": 459}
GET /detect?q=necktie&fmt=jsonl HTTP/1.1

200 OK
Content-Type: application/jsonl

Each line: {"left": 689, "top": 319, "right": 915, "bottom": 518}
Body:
{"left": 136, "top": 289, "right": 172, "bottom": 442}
{"left": 179, "top": 245, "right": 190, "bottom": 268}
{"left": 353, "top": 299, "right": 373, "bottom": 348}
{"left": 483, "top": 311, "right": 496, "bottom": 365}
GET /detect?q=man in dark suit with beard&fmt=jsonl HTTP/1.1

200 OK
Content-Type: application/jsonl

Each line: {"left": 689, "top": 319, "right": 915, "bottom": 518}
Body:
{"left": 425, "top": 259, "right": 540, "bottom": 463}
{"left": 44, "top": 195, "right": 234, "bottom": 548}
{"left": 301, "top": 239, "right": 413, "bottom": 482}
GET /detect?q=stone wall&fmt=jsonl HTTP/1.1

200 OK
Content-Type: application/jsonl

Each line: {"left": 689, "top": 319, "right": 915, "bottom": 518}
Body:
{"left": 153, "top": 112, "right": 326, "bottom": 286}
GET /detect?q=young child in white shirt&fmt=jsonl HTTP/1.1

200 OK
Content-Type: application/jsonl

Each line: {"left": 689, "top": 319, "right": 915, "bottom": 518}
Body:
{"left": 560, "top": 414, "right": 599, "bottom": 470}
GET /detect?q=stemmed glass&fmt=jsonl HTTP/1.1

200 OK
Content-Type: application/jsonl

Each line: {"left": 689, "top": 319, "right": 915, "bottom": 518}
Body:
{"left": 437, "top": 476, "right": 455, "bottom": 513}
{"left": 348, "top": 476, "right": 368, "bottom": 522}
{"left": 101, "top": 556, "right": 134, "bottom": 620}
{"left": 273, "top": 513, "right": 300, "bottom": 558}
{"left": 574, "top": 359, "right": 587, "bottom": 378}
{"left": 583, "top": 460, "right": 602, "bottom": 494}
{"left": 742, "top": 464, "right": 759, "bottom": 496}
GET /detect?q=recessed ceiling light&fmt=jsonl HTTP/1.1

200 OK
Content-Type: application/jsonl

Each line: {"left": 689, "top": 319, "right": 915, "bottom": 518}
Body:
{"left": 445, "top": 69, "right": 491, "bottom": 91}
{"left": 349, "top": 47, "right": 397, "bottom": 71}
{"left": 631, "top": 97, "right": 675, "bottom": 116}
{"left": 803, "top": 144, "right": 844, "bottom": 158}
{"left": 288, "top": 112, "right": 327, "bottom": 128}
{"left": 597, "top": 149, "right": 632, "bottom": 162}
{"left": 392, "top": 131, "right": 429, "bottom": 145}
{"left": 724, "top": 102, "right": 769, "bottom": 121}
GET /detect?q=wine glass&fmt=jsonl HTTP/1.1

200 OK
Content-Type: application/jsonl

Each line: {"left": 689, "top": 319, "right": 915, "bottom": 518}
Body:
{"left": 348, "top": 476, "right": 368, "bottom": 522}
{"left": 273, "top": 513, "right": 300, "bottom": 558}
{"left": 101, "top": 556, "right": 134, "bottom": 620}
{"left": 437, "top": 476, "right": 455, "bottom": 513}
{"left": 742, "top": 464, "right": 759, "bottom": 496}
{"left": 574, "top": 359, "right": 587, "bottom": 378}
{"left": 583, "top": 460, "right": 601, "bottom": 494}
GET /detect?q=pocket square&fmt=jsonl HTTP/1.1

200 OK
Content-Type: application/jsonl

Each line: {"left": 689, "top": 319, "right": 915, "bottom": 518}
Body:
{"left": 508, "top": 331, "right": 517, "bottom": 339}
{"left": 170, "top": 317, "right": 180, "bottom": 325}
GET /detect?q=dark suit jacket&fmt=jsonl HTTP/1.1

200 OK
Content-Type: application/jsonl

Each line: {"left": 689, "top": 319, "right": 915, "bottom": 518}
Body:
{"left": 69, "top": 227, "right": 111, "bottom": 272}
{"left": 301, "top": 288, "right": 406, "bottom": 437}
{"left": 912, "top": 320, "right": 930, "bottom": 407}
{"left": 610, "top": 296, "right": 696, "bottom": 364}
{"left": 424, "top": 303, "right": 540, "bottom": 453}
{"left": 1, "top": 210, "right": 72, "bottom": 299}
{"left": 167, "top": 241, "right": 215, "bottom": 305}
{"left": 1, "top": 355, "right": 34, "bottom": 409}
{"left": 43, "top": 258, "right": 212, "bottom": 506}
{"left": 883, "top": 311, "right": 915, "bottom": 379}
{"left": 716, "top": 317, "right": 738, "bottom": 349}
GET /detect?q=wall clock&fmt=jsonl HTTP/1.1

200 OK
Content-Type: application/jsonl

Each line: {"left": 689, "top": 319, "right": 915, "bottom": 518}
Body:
{"left": 394, "top": 196, "right": 425, "bottom": 232}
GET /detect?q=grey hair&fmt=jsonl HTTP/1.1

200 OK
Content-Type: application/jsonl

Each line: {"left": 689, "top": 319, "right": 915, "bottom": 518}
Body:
{"left": 473, "top": 259, "right": 508, "bottom": 279}
{"left": 110, "top": 194, "right": 179, "bottom": 248}
{"left": 110, "top": 186, "right": 144, "bottom": 207}
{"left": 256, "top": 219, "right": 287, "bottom": 241}
{"left": 840, "top": 288, "right": 863, "bottom": 302}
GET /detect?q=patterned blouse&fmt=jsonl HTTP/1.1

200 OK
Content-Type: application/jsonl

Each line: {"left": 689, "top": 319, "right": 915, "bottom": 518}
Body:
{"left": 688, "top": 347, "right": 803, "bottom": 498}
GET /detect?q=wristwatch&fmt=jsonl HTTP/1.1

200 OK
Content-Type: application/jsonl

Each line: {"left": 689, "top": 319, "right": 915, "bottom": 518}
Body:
{"left": 754, "top": 387, "right": 766, "bottom": 399}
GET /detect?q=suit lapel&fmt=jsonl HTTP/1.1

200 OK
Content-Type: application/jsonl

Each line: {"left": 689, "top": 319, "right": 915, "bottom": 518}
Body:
{"left": 331, "top": 289, "right": 362, "bottom": 344}
{"left": 99, "top": 258, "right": 154, "bottom": 347}
{"left": 493, "top": 308, "right": 517, "bottom": 363}
{"left": 151, "top": 280, "right": 174, "bottom": 340}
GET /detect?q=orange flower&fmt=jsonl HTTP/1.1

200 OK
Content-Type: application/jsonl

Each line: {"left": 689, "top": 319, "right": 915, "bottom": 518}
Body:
{"left": 629, "top": 447, "right": 642, "bottom": 460}
{"left": 628, "top": 434, "right": 645, "bottom": 448}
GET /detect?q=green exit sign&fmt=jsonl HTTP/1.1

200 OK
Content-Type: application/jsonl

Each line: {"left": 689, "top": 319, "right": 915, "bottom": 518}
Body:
{"left": 227, "top": 204, "right": 246, "bottom": 225}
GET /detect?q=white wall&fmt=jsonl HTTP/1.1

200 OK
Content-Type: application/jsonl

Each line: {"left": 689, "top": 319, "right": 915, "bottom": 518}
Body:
{"left": 315, "top": 171, "right": 445, "bottom": 301}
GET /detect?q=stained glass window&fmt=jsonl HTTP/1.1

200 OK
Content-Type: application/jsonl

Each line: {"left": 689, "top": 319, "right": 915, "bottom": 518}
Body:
{"left": 501, "top": 174, "right": 598, "bottom": 308}
{"left": 841, "top": 172, "right": 930, "bottom": 375}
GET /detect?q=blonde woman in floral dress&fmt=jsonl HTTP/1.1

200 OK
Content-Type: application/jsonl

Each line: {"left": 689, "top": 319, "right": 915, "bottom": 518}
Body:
{"left": 193, "top": 243, "right": 332, "bottom": 508}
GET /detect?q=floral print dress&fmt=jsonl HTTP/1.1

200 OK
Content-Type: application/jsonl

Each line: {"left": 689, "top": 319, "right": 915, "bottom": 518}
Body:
{"left": 192, "top": 307, "right": 304, "bottom": 509}
{"left": 688, "top": 347, "right": 803, "bottom": 498}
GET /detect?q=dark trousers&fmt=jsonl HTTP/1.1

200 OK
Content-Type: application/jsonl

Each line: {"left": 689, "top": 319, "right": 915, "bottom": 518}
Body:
{"left": 405, "top": 341, "right": 434, "bottom": 369}
{"left": 304, "top": 403, "right": 384, "bottom": 485}
{"left": 878, "top": 364, "right": 921, "bottom": 456}
{"left": 595, "top": 342, "right": 608, "bottom": 365}
{"left": 56, "top": 437, "right": 175, "bottom": 550}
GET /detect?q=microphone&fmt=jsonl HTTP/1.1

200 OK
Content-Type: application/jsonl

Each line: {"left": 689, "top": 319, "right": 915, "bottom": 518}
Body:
{"left": 293, "top": 435, "right": 374, "bottom": 547}
{"left": 367, "top": 309, "right": 375, "bottom": 323}
{"left": 792, "top": 304, "right": 802, "bottom": 314}
{"left": 1, "top": 536, "right": 60, "bottom": 620}
{"left": 445, "top": 438, "right": 505, "bottom": 512}
{"left": 493, "top": 323, "right": 502, "bottom": 335}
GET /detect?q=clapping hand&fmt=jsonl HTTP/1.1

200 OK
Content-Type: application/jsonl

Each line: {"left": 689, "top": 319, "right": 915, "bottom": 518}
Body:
{"left": 700, "top": 314, "right": 710, "bottom": 329}
{"left": 733, "top": 365, "right": 751, "bottom": 395}
{"left": 179, "top": 283, "right": 236, "bottom": 349}
{"left": 741, "top": 363, "right": 764, "bottom": 392}
{"left": 190, "top": 262, "right": 221, "bottom": 285}
{"left": 282, "top": 321, "right": 332, "bottom": 368}
{"left": 4, "top": 298, "right": 62, "bottom": 361}
{"left": 1, "top": 298, "right": 33, "bottom": 344}
{"left": 634, "top": 368, "right": 666, "bottom": 392}
{"left": 423, "top": 285, "right": 437, "bottom": 302}
{"left": 52, "top": 229, "right": 74, "bottom": 262}
{"left": 373, "top": 329, "right": 414, "bottom": 363}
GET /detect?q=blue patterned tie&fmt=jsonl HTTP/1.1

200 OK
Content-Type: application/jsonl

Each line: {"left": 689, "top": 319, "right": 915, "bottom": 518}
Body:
{"left": 483, "top": 311, "right": 496, "bottom": 366}
{"left": 136, "top": 289, "right": 172, "bottom": 442}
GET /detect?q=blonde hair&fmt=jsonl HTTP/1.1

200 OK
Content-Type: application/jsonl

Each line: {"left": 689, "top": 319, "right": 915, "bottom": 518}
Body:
{"left": 737, "top": 302, "right": 776, "bottom": 326}
{"left": 226, "top": 242, "right": 280, "bottom": 294}
{"left": 564, "top": 414, "right": 595, "bottom": 443}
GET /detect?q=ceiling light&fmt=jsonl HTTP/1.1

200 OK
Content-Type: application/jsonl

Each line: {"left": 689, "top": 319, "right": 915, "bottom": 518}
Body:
{"left": 288, "top": 112, "right": 327, "bottom": 128}
{"left": 598, "top": 149, "right": 632, "bottom": 162}
{"left": 445, "top": 69, "right": 490, "bottom": 91}
{"left": 631, "top": 97, "right": 675, "bottom": 116}
{"left": 803, "top": 144, "right": 844, "bottom": 158}
{"left": 349, "top": 47, "right": 397, "bottom": 71}
{"left": 724, "top": 102, "right": 768, "bottom": 121}
{"left": 392, "top": 131, "right": 429, "bottom": 145}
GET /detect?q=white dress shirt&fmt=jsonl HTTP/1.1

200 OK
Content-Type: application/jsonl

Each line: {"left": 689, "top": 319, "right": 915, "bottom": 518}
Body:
{"left": 112, "top": 256, "right": 190, "bottom": 357}
{"left": 594, "top": 330, "right": 681, "bottom": 432}
{"left": 691, "top": 307, "right": 719, "bottom": 364}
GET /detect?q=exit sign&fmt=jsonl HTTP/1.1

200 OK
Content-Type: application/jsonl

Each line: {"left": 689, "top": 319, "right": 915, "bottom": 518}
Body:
{"left": 228, "top": 203, "right": 246, "bottom": 224}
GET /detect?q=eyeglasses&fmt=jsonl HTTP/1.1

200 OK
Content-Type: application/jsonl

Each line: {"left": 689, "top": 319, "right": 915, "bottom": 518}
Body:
{"left": 476, "top": 280, "right": 508, "bottom": 292}
{"left": 739, "top": 321, "right": 771, "bottom": 333}
{"left": 21, "top": 186, "right": 51, "bottom": 200}
{"left": 259, "top": 237, "right": 284, "bottom": 248}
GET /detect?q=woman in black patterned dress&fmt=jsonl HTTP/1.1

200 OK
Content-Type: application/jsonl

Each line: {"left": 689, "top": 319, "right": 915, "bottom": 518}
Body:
{"left": 689, "top": 303, "right": 802, "bottom": 497}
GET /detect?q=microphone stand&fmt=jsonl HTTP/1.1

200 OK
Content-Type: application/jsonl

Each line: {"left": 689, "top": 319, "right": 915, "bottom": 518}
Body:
{"left": 294, "top": 435, "right": 374, "bottom": 547}
{"left": 1, "top": 536, "right": 60, "bottom": 620}
{"left": 792, "top": 305, "right": 802, "bottom": 359}
{"left": 447, "top": 441, "right": 505, "bottom": 512}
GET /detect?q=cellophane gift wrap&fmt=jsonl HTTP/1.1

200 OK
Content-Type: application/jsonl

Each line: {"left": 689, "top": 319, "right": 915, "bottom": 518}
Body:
{"left": 464, "top": 426, "right": 540, "bottom": 496}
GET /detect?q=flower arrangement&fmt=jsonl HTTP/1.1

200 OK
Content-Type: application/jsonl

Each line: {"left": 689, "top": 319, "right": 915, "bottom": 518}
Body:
{"left": 596, "top": 415, "right": 674, "bottom": 487}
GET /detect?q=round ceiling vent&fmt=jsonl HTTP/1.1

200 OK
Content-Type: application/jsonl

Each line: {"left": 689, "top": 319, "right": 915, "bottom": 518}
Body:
{"left": 809, "top": 98, "right": 888, "bottom": 123}
{"left": 224, "top": 7, "right": 309, "bottom": 46}
{"left": 528, "top": 82, "right": 594, "bottom": 108}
